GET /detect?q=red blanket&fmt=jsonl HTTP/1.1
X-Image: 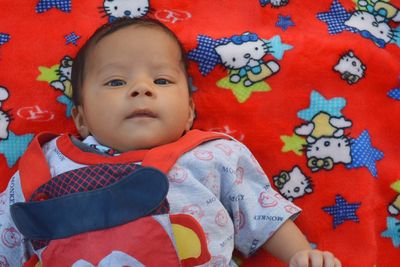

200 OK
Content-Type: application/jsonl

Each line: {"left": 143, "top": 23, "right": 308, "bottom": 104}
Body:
{"left": 0, "top": 1, "right": 399, "bottom": 266}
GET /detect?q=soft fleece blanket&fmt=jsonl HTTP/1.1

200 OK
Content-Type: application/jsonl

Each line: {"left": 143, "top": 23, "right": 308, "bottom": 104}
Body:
{"left": 0, "top": 1, "right": 399, "bottom": 266}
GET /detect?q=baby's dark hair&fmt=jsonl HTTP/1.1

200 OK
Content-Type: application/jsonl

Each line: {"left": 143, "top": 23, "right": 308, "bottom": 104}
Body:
{"left": 71, "top": 17, "right": 190, "bottom": 106}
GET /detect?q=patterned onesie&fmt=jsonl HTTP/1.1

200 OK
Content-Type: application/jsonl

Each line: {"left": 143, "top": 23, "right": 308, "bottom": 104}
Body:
{"left": 0, "top": 130, "right": 301, "bottom": 266}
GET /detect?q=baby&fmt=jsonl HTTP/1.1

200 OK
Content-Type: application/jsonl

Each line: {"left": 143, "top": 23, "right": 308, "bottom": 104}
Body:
{"left": 0, "top": 18, "right": 341, "bottom": 267}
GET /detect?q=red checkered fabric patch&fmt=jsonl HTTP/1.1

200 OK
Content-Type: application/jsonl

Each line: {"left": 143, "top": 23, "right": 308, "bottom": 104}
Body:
{"left": 30, "top": 163, "right": 140, "bottom": 201}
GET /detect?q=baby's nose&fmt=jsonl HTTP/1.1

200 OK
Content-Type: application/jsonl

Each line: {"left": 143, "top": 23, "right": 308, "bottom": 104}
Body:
{"left": 131, "top": 83, "right": 154, "bottom": 97}
{"left": 131, "top": 89, "right": 153, "bottom": 97}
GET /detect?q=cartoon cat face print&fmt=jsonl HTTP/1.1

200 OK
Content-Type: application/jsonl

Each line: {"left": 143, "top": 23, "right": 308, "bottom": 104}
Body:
{"left": 215, "top": 35, "right": 269, "bottom": 70}
{"left": 215, "top": 33, "right": 280, "bottom": 87}
{"left": 50, "top": 56, "right": 74, "bottom": 98}
{"left": 334, "top": 51, "right": 366, "bottom": 84}
{"left": 306, "top": 135, "right": 352, "bottom": 166}
{"left": 295, "top": 112, "right": 352, "bottom": 171}
{"left": 273, "top": 166, "right": 313, "bottom": 201}
{"left": 103, "top": 0, "right": 150, "bottom": 20}
{"left": 58, "top": 56, "right": 73, "bottom": 80}
{"left": 345, "top": 11, "right": 394, "bottom": 47}
{"left": 0, "top": 87, "right": 10, "bottom": 140}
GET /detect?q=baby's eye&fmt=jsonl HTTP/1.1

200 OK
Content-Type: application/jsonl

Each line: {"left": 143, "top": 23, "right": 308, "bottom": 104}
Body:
{"left": 154, "top": 78, "right": 172, "bottom": 85}
{"left": 105, "top": 79, "right": 126, "bottom": 87}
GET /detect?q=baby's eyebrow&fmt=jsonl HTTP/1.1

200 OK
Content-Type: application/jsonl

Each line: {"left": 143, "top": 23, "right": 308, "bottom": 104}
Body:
{"left": 96, "top": 63, "right": 127, "bottom": 76}
{"left": 151, "top": 63, "right": 182, "bottom": 74}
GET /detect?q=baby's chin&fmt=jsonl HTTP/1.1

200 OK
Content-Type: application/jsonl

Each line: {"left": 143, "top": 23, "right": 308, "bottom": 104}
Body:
{"left": 112, "top": 135, "right": 182, "bottom": 152}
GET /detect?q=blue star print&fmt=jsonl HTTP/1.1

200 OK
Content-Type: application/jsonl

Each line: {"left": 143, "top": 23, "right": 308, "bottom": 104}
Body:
{"left": 346, "top": 130, "right": 384, "bottom": 177}
{"left": 36, "top": 0, "right": 71, "bottom": 13}
{"left": 65, "top": 32, "right": 80, "bottom": 46}
{"left": 265, "top": 35, "right": 293, "bottom": 60}
{"left": 0, "top": 33, "right": 10, "bottom": 46}
{"left": 188, "top": 35, "right": 230, "bottom": 76}
{"left": 388, "top": 88, "right": 400, "bottom": 100}
{"left": 297, "top": 90, "right": 346, "bottom": 121}
{"left": 381, "top": 217, "right": 400, "bottom": 248}
{"left": 57, "top": 95, "right": 74, "bottom": 117}
{"left": 276, "top": 15, "right": 295, "bottom": 31}
{"left": 0, "top": 131, "right": 34, "bottom": 167}
{"left": 316, "top": 0, "right": 356, "bottom": 34}
{"left": 322, "top": 195, "right": 361, "bottom": 229}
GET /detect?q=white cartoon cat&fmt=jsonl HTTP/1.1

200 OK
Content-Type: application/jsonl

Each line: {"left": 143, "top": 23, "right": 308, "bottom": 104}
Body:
{"left": 344, "top": 11, "right": 394, "bottom": 47}
{"left": 273, "top": 166, "right": 313, "bottom": 201}
{"left": 102, "top": 0, "right": 150, "bottom": 22}
{"left": 305, "top": 135, "right": 352, "bottom": 171}
{"left": 50, "top": 56, "right": 73, "bottom": 98}
{"left": 334, "top": 50, "right": 366, "bottom": 84}
{"left": 295, "top": 113, "right": 352, "bottom": 172}
{"left": 0, "top": 87, "right": 10, "bottom": 140}
{"left": 215, "top": 32, "right": 280, "bottom": 87}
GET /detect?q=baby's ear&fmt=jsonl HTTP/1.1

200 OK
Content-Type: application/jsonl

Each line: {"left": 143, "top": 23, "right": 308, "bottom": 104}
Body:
{"left": 72, "top": 106, "right": 90, "bottom": 138}
{"left": 185, "top": 98, "right": 196, "bottom": 131}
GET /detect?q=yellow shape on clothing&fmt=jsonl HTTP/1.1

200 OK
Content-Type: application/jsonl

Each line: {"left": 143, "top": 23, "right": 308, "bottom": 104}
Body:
{"left": 172, "top": 223, "right": 202, "bottom": 260}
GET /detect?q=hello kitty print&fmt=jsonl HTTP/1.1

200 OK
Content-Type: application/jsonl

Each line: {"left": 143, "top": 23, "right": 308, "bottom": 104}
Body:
{"left": 317, "top": 0, "right": 400, "bottom": 48}
{"left": 278, "top": 90, "right": 384, "bottom": 181}
{"left": 101, "top": 0, "right": 150, "bottom": 22}
{"left": 1, "top": 1, "right": 400, "bottom": 266}
{"left": 333, "top": 50, "right": 366, "bottom": 84}
{"left": 189, "top": 32, "right": 292, "bottom": 103}
{"left": 215, "top": 33, "right": 280, "bottom": 88}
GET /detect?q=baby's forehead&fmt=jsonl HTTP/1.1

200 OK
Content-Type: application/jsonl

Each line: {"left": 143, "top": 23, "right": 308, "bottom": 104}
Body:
{"left": 85, "top": 26, "right": 183, "bottom": 71}
{"left": 93, "top": 25, "right": 180, "bottom": 52}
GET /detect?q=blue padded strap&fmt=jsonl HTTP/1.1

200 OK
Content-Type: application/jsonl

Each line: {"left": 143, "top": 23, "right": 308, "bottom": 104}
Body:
{"left": 10, "top": 167, "right": 168, "bottom": 240}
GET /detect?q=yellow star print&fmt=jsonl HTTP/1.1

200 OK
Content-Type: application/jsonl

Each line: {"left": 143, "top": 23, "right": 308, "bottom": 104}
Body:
{"left": 280, "top": 134, "right": 306, "bottom": 156}
{"left": 216, "top": 74, "right": 271, "bottom": 103}
{"left": 37, "top": 64, "right": 60, "bottom": 83}
{"left": 391, "top": 180, "right": 400, "bottom": 193}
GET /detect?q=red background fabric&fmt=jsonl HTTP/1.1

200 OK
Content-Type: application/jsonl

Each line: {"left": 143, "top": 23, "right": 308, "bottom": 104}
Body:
{"left": 0, "top": 1, "right": 399, "bottom": 266}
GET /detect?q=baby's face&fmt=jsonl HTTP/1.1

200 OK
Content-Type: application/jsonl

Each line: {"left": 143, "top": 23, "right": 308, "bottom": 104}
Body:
{"left": 73, "top": 26, "right": 194, "bottom": 152}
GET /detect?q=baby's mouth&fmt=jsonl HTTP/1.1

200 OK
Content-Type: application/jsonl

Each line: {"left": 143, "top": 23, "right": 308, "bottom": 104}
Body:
{"left": 126, "top": 109, "right": 158, "bottom": 119}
